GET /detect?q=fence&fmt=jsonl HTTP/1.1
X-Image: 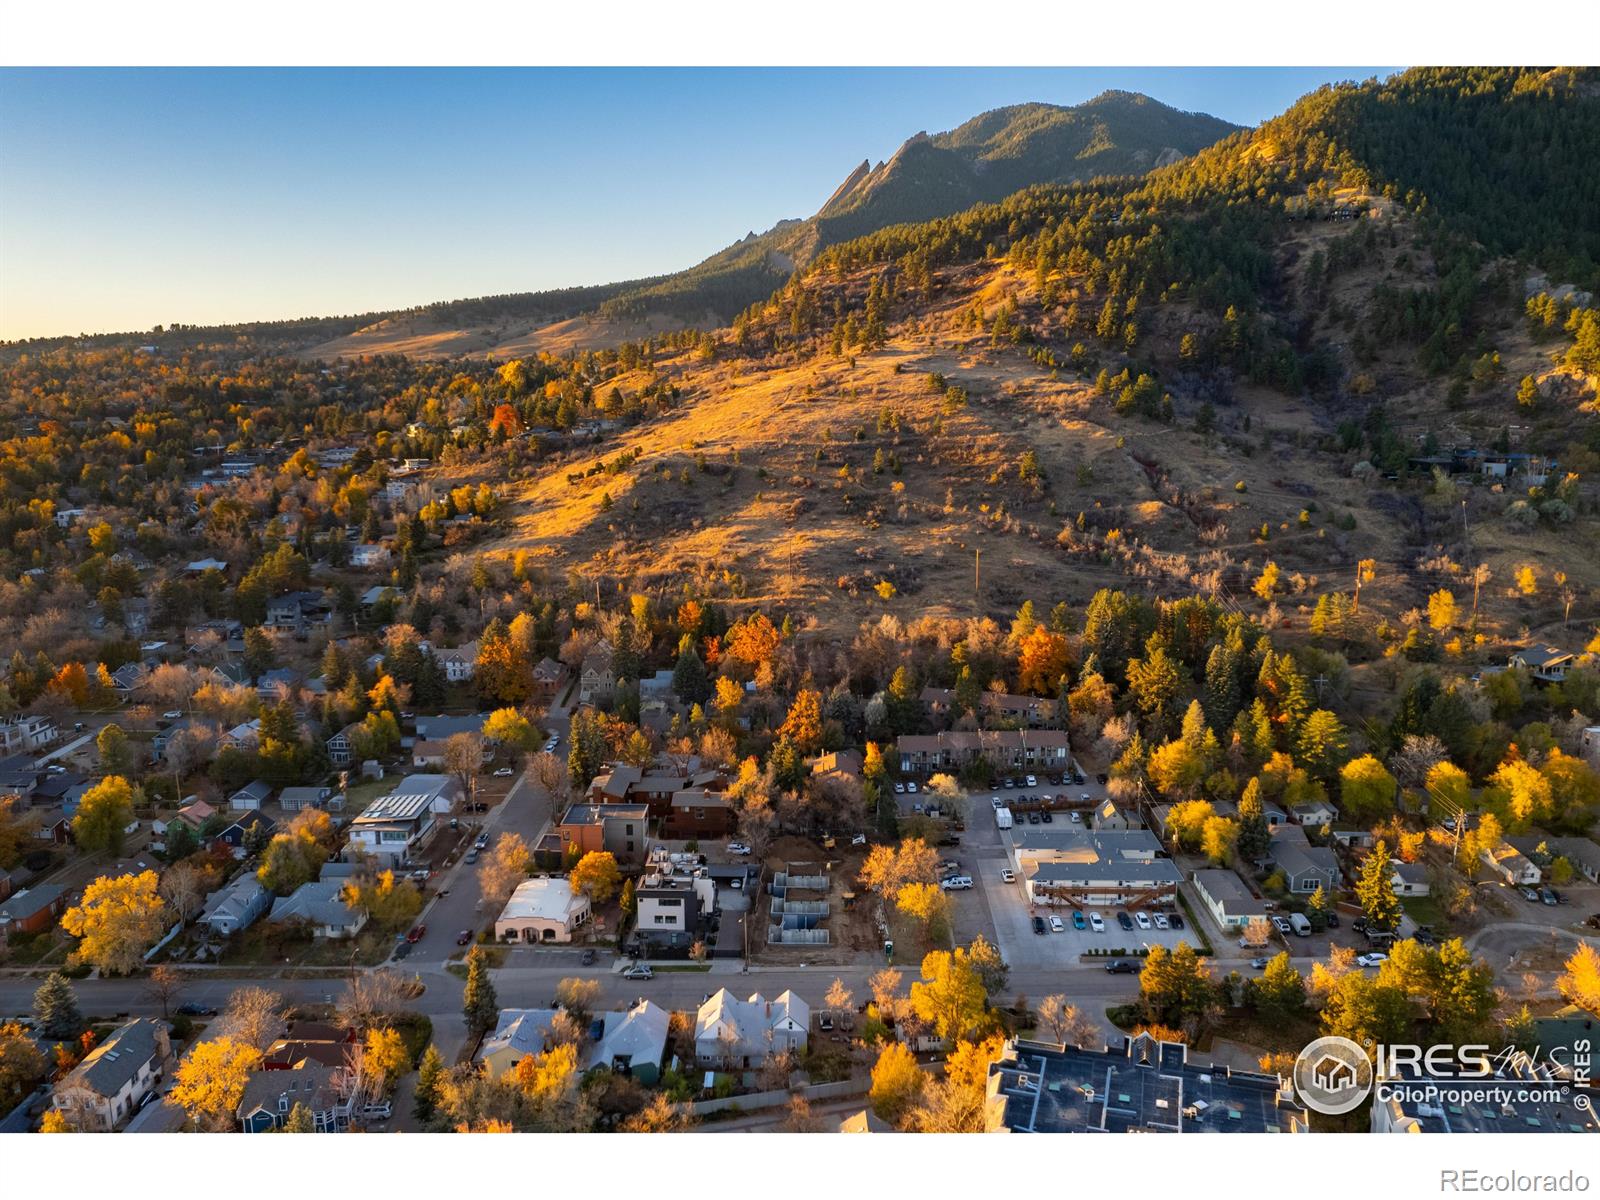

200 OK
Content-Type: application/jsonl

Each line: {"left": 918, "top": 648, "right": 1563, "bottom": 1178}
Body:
{"left": 688, "top": 1074, "right": 868, "bottom": 1117}
{"left": 766, "top": 925, "right": 829, "bottom": 945}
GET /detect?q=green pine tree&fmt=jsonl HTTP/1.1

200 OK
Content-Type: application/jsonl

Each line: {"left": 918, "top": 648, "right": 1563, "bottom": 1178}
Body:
{"left": 281, "top": 1102, "right": 314, "bottom": 1132}
{"left": 32, "top": 972, "right": 82, "bottom": 1040}
{"left": 462, "top": 946, "right": 499, "bottom": 1039}
{"left": 1356, "top": 839, "right": 1403, "bottom": 932}
{"left": 413, "top": 1044, "right": 445, "bottom": 1123}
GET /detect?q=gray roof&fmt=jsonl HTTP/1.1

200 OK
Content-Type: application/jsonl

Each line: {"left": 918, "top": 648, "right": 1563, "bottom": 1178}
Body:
{"left": 1030, "top": 859, "right": 1182, "bottom": 886}
{"left": 237, "top": 1063, "right": 346, "bottom": 1118}
{"left": 63, "top": 1018, "right": 165, "bottom": 1097}
{"left": 269, "top": 881, "right": 361, "bottom": 928}
{"left": 413, "top": 714, "right": 488, "bottom": 740}
{"left": 1192, "top": 869, "right": 1267, "bottom": 915}
{"left": 988, "top": 1035, "right": 1305, "bottom": 1133}
{"left": 122, "top": 1097, "right": 188, "bottom": 1132}
{"left": 595, "top": 1001, "right": 670, "bottom": 1072}
{"left": 1272, "top": 840, "right": 1339, "bottom": 882}
{"left": 201, "top": 874, "right": 270, "bottom": 925}
{"left": 1376, "top": 1055, "right": 1596, "bottom": 1133}
{"left": 0, "top": 884, "right": 66, "bottom": 922}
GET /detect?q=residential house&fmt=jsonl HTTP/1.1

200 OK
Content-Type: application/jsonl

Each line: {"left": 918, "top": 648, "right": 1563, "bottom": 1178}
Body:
{"left": 345, "top": 783, "right": 454, "bottom": 865}
{"left": 810, "top": 749, "right": 863, "bottom": 786}
{"left": 30, "top": 808, "right": 72, "bottom": 846}
{"left": 349, "top": 543, "right": 390, "bottom": 569}
{"left": 279, "top": 786, "right": 332, "bottom": 813}
{"left": 531, "top": 657, "right": 566, "bottom": 703}
{"left": 220, "top": 718, "right": 262, "bottom": 751}
{"left": 633, "top": 870, "right": 713, "bottom": 953}
{"left": 1480, "top": 842, "right": 1541, "bottom": 887}
{"left": 0, "top": 714, "right": 58, "bottom": 754}
{"left": 1191, "top": 869, "right": 1269, "bottom": 930}
{"left": 557, "top": 802, "right": 649, "bottom": 864}
{"left": 1581, "top": 725, "right": 1600, "bottom": 770}
{"left": 199, "top": 874, "right": 273, "bottom": 937}
{"left": 985, "top": 1033, "right": 1307, "bottom": 1133}
{"left": 237, "top": 1064, "right": 353, "bottom": 1133}
{"left": 51, "top": 1019, "right": 172, "bottom": 1132}
{"left": 413, "top": 714, "right": 489, "bottom": 743}
{"left": 1016, "top": 828, "right": 1181, "bottom": 910}
{"left": 495, "top": 877, "right": 591, "bottom": 944}
{"left": 1507, "top": 645, "right": 1576, "bottom": 684}
{"left": 921, "top": 687, "right": 1056, "bottom": 728}
{"left": 262, "top": 1021, "right": 356, "bottom": 1071}
{"left": 1547, "top": 837, "right": 1600, "bottom": 884}
{"left": 694, "top": 990, "right": 810, "bottom": 1068}
{"left": 896, "top": 729, "right": 1071, "bottom": 776}
{"left": 1390, "top": 861, "right": 1431, "bottom": 897}
{"left": 1093, "top": 798, "right": 1140, "bottom": 831}
{"left": 1270, "top": 834, "right": 1341, "bottom": 895}
{"left": 0, "top": 884, "right": 68, "bottom": 940}
{"left": 121, "top": 599, "right": 152, "bottom": 638}
{"left": 479, "top": 1009, "right": 565, "bottom": 1078}
{"left": 152, "top": 718, "right": 209, "bottom": 761}
{"left": 638, "top": 669, "right": 676, "bottom": 702}
{"left": 269, "top": 881, "right": 367, "bottom": 939}
{"left": 215, "top": 811, "right": 275, "bottom": 859}
{"left": 578, "top": 640, "right": 615, "bottom": 706}
{"left": 661, "top": 788, "right": 735, "bottom": 840}
{"left": 229, "top": 779, "right": 273, "bottom": 811}
{"left": 185, "top": 558, "right": 228, "bottom": 574}
{"left": 110, "top": 661, "right": 151, "bottom": 702}
{"left": 264, "top": 591, "right": 333, "bottom": 639}
{"left": 326, "top": 723, "right": 359, "bottom": 767}
{"left": 1290, "top": 800, "right": 1339, "bottom": 828}
{"left": 255, "top": 668, "right": 302, "bottom": 701}
{"left": 435, "top": 643, "right": 478, "bottom": 684}
{"left": 593, "top": 1000, "right": 670, "bottom": 1085}
{"left": 411, "top": 739, "right": 449, "bottom": 769}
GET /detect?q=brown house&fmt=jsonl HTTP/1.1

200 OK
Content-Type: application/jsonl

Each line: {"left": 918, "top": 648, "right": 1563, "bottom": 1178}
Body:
{"left": 0, "top": 883, "right": 68, "bottom": 939}
{"left": 532, "top": 657, "right": 566, "bottom": 703}
{"left": 557, "top": 803, "right": 650, "bottom": 864}
{"left": 661, "top": 788, "right": 735, "bottom": 840}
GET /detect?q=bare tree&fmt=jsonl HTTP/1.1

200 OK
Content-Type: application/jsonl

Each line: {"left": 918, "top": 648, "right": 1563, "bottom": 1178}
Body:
{"left": 158, "top": 861, "right": 207, "bottom": 925}
{"left": 553, "top": 977, "right": 601, "bottom": 1022}
{"left": 443, "top": 732, "right": 484, "bottom": 805}
{"left": 824, "top": 977, "right": 853, "bottom": 1020}
{"left": 868, "top": 968, "right": 905, "bottom": 1022}
{"left": 477, "top": 833, "right": 533, "bottom": 910}
{"left": 218, "top": 985, "right": 288, "bottom": 1052}
{"left": 145, "top": 964, "right": 182, "bottom": 1019}
{"left": 336, "top": 969, "right": 413, "bottom": 1033}
{"left": 778, "top": 1093, "right": 825, "bottom": 1132}
{"left": 1035, "top": 995, "right": 1097, "bottom": 1049}
{"left": 526, "top": 751, "right": 568, "bottom": 805}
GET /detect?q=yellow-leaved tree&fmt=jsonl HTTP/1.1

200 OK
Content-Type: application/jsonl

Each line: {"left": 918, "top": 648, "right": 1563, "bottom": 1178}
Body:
{"left": 60, "top": 870, "right": 167, "bottom": 975}
{"left": 171, "top": 1037, "right": 262, "bottom": 1130}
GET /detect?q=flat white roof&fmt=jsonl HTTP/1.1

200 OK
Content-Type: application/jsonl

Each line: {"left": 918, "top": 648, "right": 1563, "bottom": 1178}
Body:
{"left": 499, "top": 877, "right": 589, "bottom": 923}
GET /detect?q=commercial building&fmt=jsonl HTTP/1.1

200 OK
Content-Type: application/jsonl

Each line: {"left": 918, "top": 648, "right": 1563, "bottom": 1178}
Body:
{"left": 495, "top": 876, "right": 592, "bottom": 944}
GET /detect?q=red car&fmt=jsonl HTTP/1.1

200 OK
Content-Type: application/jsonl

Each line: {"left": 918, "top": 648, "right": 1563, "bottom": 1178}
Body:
{"left": 405, "top": 924, "right": 426, "bottom": 944}
{"left": 456, "top": 929, "right": 473, "bottom": 946}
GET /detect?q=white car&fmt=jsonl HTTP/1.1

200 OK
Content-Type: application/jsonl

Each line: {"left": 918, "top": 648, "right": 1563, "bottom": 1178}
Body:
{"left": 1069, "top": 811, "right": 1081, "bottom": 823}
{"left": 1025, "top": 775, "right": 1037, "bottom": 788}
{"left": 1049, "top": 915, "right": 1064, "bottom": 933}
{"left": 940, "top": 876, "right": 973, "bottom": 890}
{"left": 162, "top": 710, "right": 183, "bottom": 721}
{"left": 1153, "top": 913, "right": 1169, "bottom": 930}
{"left": 1089, "top": 912, "right": 1106, "bottom": 933}
{"left": 1135, "top": 911, "right": 1152, "bottom": 931}
{"left": 1000, "top": 868, "right": 1016, "bottom": 884}
{"left": 894, "top": 783, "right": 906, "bottom": 794}
{"left": 991, "top": 796, "right": 1004, "bottom": 809}
{"left": 493, "top": 767, "right": 513, "bottom": 777}
{"left": 906, "top": 781, "right": 918, "bottom": 794}
{"left": 1356, "top": 952, "right": 1388, "bottom": 968}
{"left": 1271, "top": 915, "right": 1292, "bottom": 935}
{"left": 851, "top": 833, "right": 867, "bottom": 846}
{"left": 621, "top": 964, "right": 654, "bottom": 980}
{"left": 727, "top": 842, "right": 751, "bottom": 856}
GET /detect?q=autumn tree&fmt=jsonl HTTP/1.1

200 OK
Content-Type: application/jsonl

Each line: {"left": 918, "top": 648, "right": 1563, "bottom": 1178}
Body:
{"left": 869, "top": 1041, "right": 926, "bottom": 1123}
{"left": 1558, "top": 943, "right": 1600, "bottom": 1016}
{"left": 569, "top": 851, "right": 621, "bottom": 905}
{"left": 71, "top": 776, "right": 140, "bottom": 856}
{"left": 478, "top": 832, "right": 533, "bottom": 908}
{"left": 1356, "top": 840, "right": 1403, "bottom": 932}
{"left": 910, "top": 948, "right": 988, "bottom": 1043}
{"left": 896, "top": 882, "right": 951, "bottom": 942}
{"left": 1137, "top": 943, "right": 1218, "bottom": 1033}
{"left": 363, "top": 1026, "right": 410, "bottom": 1096}
{"left": 777, "top": 688, "right": 824, "bottom": 753}
{"left": 1035, "top": 995, "right": 1097, "bottom": 1048}
{"left": 859, "top": 838, "right": 938, "bottom": 903}
{"left": 0, "top": 1021, "right": 46, "bottom": 1110}
{"left": 217, "top": 986, "right": 288, "bottom": 1052}
{"left": 171, "top": 1037, "right": 262, "bottom": 1130}
{"left": 482, "top": 708, "right": 539, "bottom": 754}
{"left": 60, "top": 870, "right": 167, "bottom": 975}
{"left": 1340, "top": 755, "right": 1398, "bottom": 825}
{"left": 1017, "top": 626, "right": 1070, "bottom": 696}
{"left": 554, "top": 977, "right": 602, "bottom": 1022}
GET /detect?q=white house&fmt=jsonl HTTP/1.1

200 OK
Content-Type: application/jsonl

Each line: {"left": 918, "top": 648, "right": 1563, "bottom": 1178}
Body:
{"left": 694, "top": 989, "right": 809, "bottom": 1068}
{"left": 436, "top": 644, "right": 479, "bottom": 684}
{"left": 1390, "top": 861, "right": 1431, "bottom": 897}
{"left": 495, "top": 877, "right": 591, "bottom": 944}
{"left": 51, "top": 1019, "right": 171, "bottom": 1131}
{"left": 345, "top": 776, "right": 460, "bottom": 864}
{"left": 1480, "top": 843, "right": 1541, "bottom": 887}
{"left": 0, "top": 714, "right": 58, "bottom": 754}
{"left": 350, "top": 543, "right": 391, "bottom": 568}
{"left": 1191, "top": 869, "right": 1269, "bottom": 930}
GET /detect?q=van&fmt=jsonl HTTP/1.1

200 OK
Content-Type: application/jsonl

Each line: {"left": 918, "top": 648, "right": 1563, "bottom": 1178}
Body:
{"left": 1288, "top": 912, "right": 1312, "bottom": 937}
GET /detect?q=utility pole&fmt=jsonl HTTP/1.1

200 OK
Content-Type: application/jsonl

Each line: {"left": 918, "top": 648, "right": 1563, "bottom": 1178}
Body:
{"left": 974, "top": 548, "right": 981, "bottom": 607}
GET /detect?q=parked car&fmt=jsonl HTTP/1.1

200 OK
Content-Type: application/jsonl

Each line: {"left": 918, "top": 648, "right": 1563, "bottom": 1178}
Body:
{"left": 1105, "top": 960, "right": 1136, "bottom": 974}
{"left": 464, "top": 849, "right": 479, "bottom": 865}
{"left": 392, "top": 942, "right": 412, "bottom": 960}
{"left": 1027, "top": 811, "right": 1041, "bottom": 825}
{"left": 937, "top": 835, "right": 961, "bottom": 848}
{"left": 1153, "top": 913, "right": 1169, "bottom": 930}
{"left": 622, "top": 964, "right": 654, "bottom": 980}
{"left": 474, "top": 833, "right": 489, "bottom": 850}
{"left": 851, "top": 833, "right": 867, "bottom": 846}
{"left": 1000, "top": 868, "right": 1016, "bottom": 884}
{"left": 1134, "top": 911, "right": 1152, "bottom": 931}
{"left": 176, "top": 1003, "right": 217, "bottom": 1016}
{"left": 938, "top": 859, "right": 961, "bottom": 873}
{"left": 581, "top": 948, "right": 597, "bottom": 965}
{"left": 1356, "top": 952, "right": 1388, "bottom": 968}
{"left": 1323, "top": 911, "right": 1337, "bottom": 928}
{"left": 1079, "top": 793, "right": 1090, "bottom": 805}
{"left": 906, "top": 781, "right": 918, "bottom": 794}
{"left": 1117, "top": 911, "right": 1134, "bottom": 931}
{"left": 162, "top": 710, "right": 183, "bottom": 721}
{"left": 493, "top": 767, "right": 513, "bottom": 777}
{"left": 1168, "top": 913, "right": 1184, "bottom": 930}
{"left": 1271, "top": 915, "right": 1292, "bottom": 934}
{"left": 1025, "top": 775, "right": 1037, "bottom": 788}
{"left": 1049, "top": 915, "right": 1064, "bottom": 933}
{"left": 1250, "top": 957, "right": 1271, "bottom": 970}
{"left": 1521, "top": 887, "right": 1542, "bottom": 902}
{"left": 406, "top": 924, "right": 426, "bottom": 943}
{"left": 1096, "top": 773, "right": 1109, "bottom": 785}
{"left": 1071, "top": 910, "right": 1086, "bottom": 930}
{"left": 1032, "top": 916, "right": 1048, "bottom": 935}
{"left": 1542, "top": 888, "right": 1561, "bottom": 906}
{"left": 727, "top": 841, "right": 751, "bottom": 856}
{"left": 940, "top": 875, "right": 973, "bottom": 890}
{"left": 1040, "top": 810, "right": 1053, "bottom": 823}
{"left": 455, "top": 930, "right": 473, "bottom": 945}
{"left": 991, "top": 796, "right": 1004, "bottom": 809}
{"left": 894, "top": 783, "right": 906, "bottom": 794}
{"left": 1089, "top": 912, "right": 1106, "bottom": 933}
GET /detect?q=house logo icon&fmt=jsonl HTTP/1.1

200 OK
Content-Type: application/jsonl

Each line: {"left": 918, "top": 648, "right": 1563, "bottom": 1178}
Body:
{"left": 1293, "top": 1036, "right": 1373, "bottom": 1115}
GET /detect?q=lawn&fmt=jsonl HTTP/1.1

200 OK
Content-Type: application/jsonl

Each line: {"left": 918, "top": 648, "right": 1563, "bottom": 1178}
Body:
{"left": 1401, "top": 894, "right": 1448, "bottom": 929}
{"left": 342, "top": 772, "right": 409, "bottom": 814}
{"left": 220, "top": 922, "right": 397, "bottom": 968}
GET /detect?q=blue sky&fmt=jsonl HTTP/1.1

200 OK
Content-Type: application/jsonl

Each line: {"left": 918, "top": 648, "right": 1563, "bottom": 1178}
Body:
{"left": 0, "top": 67, "right": 1395, "bottom": 340}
